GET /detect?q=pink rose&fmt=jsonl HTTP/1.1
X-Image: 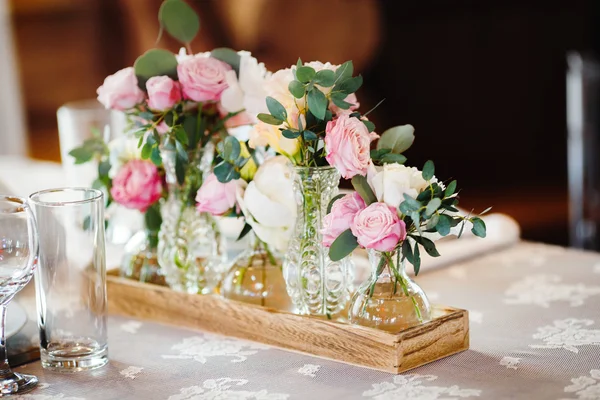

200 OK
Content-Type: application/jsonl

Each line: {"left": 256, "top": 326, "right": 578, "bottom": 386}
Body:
{"left": 177, "top": 55, "right": 232, "bottom": 102}
{"left": 195, "top": 173, "right": 239, "bottom": 216}
{"left": 97, "top": 67, "right": 145, "bottom": 111}
{"left": 321, "top": 192, "right": 366, "bottom": 247}
{"left": 110, "top": 160, "right": 162, "bottom": 212}
{"left": 146, "top": 76, "right": 182, "bottom": 111}
{"left": 324, "top": 113, "right": 372, "bottom": 179}
{"left": 351, "top": 203, "right": 406, "bottom": 252}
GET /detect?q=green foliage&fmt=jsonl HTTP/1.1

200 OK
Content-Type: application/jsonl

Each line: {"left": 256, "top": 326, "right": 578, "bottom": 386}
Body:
{"left": 351, "top": 175, "right": 377, "bottom": 205}
{"left": 266, "top": 97, "right": 287, "bottom": 121}
{"left": 327, "top": 194, "right": 346, "bottom": 214}
{"left": 257, "top": 113, "right": 283, "bottom": 126}
{"left": 445, "top": 180, "right": 457, "bottom": 197}
{"left": 376, "top": 125, "right": 415, "bottom": 155}
{"left": 288, "top": 80, "right": 305, "bottom": 99}
{"left": 471, "top": 217, "right": 487, "bottom": 238}
{"left": 68, "top": 137, "right": 108, "bottom": 165}
{"left": 134, "top": 49, "right": 178, "bottom": 89}
{"left": 282, "top": 129, "right": 300, "bottom": 139}
{"left": 329, "top": 229, "right": 358, "bottom": 261}
{"left": 334, "top": 60, "right": 353, "bottom": 82}
{"left": 334, "top": 75, "right": 363, "bottom": 94}
{"left": 307, "top": 87, "right": 327, "bottom": 120}
{"left": 422, "top": 160, "right": 435, "bottom": 181}
{"left": 237, "top": 223, "right": 253, "bottom": 241}
{"left": 330, "top": 92, "right": 352, "bottom": 110}
{"left": 314, "top": 69, "right": 335, "bottom": 86}
{"left": 211, "top": 48, "right": 241, "bottom": 75}
{"left": 159, "top": 0, "right": 200, "bottom": 44}
{"left": 295, "top": 66, "right": 316, "bottom": 83}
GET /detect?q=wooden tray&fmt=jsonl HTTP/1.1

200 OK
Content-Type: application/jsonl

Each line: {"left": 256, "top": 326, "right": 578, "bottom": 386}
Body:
{"left": 107, "top": 271, "right": 469, "bottom": 374}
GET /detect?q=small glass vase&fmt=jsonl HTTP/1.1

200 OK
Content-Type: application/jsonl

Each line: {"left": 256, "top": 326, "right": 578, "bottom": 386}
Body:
{"left": 120, "top": 230, "right": 166, "bottom": 286}
{"left": 283, "top": 166, "right": 353, "bottom": 318}
{"left": 158, "top": 143, "right": 227, "bottom": 294}
{"left": 220, "top": 233, "right": 293, "bottom": 311}
{"left": 349, "top": 249, "right": 431, "bottom": 332}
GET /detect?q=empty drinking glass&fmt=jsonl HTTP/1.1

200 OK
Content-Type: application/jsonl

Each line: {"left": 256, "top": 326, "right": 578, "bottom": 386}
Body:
{"left": 30, "top": 188, "right": 108, "bottom": 372}
{"left": 0, "top": 195, "right": 38, "bottom": 394}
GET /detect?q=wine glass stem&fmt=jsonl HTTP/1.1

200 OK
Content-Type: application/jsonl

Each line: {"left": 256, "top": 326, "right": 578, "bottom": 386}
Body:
{"left": 0, "top": 305, "right": 11, "bottom": 378}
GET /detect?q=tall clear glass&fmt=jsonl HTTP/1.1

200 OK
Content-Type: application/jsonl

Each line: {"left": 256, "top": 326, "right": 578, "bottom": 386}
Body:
{"left": 30, "top": 188, "right": 108, "bottom": 372}
{"left": 283, "top": 166, "right": 353, "bottom": 318}
{"left": 0, "top": 196, "right": 38, "bottom": 394}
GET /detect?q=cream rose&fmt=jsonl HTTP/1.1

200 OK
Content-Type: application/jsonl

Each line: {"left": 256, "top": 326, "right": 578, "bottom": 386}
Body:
{"left": 369, "top": 163, "right": 441, "bottom": 209}
{"left": 248, "top": 121, "right": 300, "bottom": 157}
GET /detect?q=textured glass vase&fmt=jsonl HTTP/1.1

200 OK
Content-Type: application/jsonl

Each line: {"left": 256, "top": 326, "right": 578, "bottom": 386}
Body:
{"left": 158, "top": 143, "right": 226, "bottom": 294}
{"left": 220, "top": 233, "right": 293, "bottom": 311}
{"left": 283, "top": 166, "right": 353, "bottom": 317}
{"left": 120, "top": 230, "right": 166, "bottom": 286}
{"left": 349, "top": 249, "right": 431, "bottom": 332}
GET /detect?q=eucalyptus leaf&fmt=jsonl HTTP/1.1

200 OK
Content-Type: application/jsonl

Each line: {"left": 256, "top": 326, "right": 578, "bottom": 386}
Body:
{"left": 422, "top": 160, "right": 435, "bottom": 181}
{"left": 436, "top": 214, "right": 452, "bottom": 236}
{"left": 303, "top": 130, "right": 318, "bottom": 141}
{"left": 445, "top": 180, "right": 457, "bottom": 197}
{"left": 334, "top": 60, "right": 353, "bottom": 82}
{"left": 295, "top": 66, "right": 316, "bottom": 83}
{"left": 222, "top": 136, "right": 241, "bottom": 162}
{"left": 335, "top": 75, "right": 363, "bottom": 94}
{"left": 314, "top": 69, "right": 335, "bottom": 87}
{"left": 471, "top": 217, "right": 487, "bottom": 238}
{"left": 150, "top": 146, "right": 162, "bottom": 166}
{"left": 257, "top": 113, "right": 283, "bottom": 125}
{"left": 134, "top": 49, "right": 178, "bottom": 89}
{"left": 144, "top": 204, "right": 163, "bottom": 232}
{"left": 376, "top": 124, "right": 415, "bottom": 154}
{"left": 425, "top": 198, "right": 442, "bottom": 216}
{"left": 210, "top": 48, "right": 241, "bottom": 75}
{"left": 401, "top": 193, "right": 421, "bottom": 212}
{"left": 330, "top": 92, "right": 352, "bottom": 110}
{"left": 141, "top": 142, "right": 152, "bottom": 159}
{"left": 414, "top": 236, "right": 440, "bottom": 257}
{"left": 363, "top": 120, "right": 376, "bottom": 133}
{"left": 175, "top": 141, "right": 188, "bottom": 162}
{"left": 174, "top": 126, "right": 188, "bottom": 146}
{"left": 214, "top": 162, "right": 239, "bottom": 183}
{"left": 426, "top": 213, "right": 440, "bottom": 230}
{"left": 380, "top": 153, "right": 407, "bottom": 164}
{"left": 175, "top": 154, "right": 185, "bottom": 185}
{"left": 288, "top": 80, "right": 305, "bottom": 99}
{"left": 402, "top": 239, "right": 413, "bottom": 264}
{"left": 159, "top": 0, "right": 200, "bottom": 44}
{"left": 351, "top": 175, "right": 377, "bottom": 205}
{"left": 282, "top": 129, "right": 300, "bottom": 139}
{"left": 266, "top": 96, "right": 287, "bottom": 121}
{"left": 307, "top": 87, "right": 327, "bottom": 120}
{"left": 329, "top": 229, "right": 358, "bottom": 261}
{"left": 413, "top": 243, "right": 421, "bottom": 275}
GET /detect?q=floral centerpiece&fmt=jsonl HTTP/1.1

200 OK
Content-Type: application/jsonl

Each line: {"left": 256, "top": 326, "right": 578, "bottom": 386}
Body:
{"left": 321, "top": 125, "right": 488, "bottom": 331}
{"left": 89, "top": 0, "right": 269, "bottom": 294}
{"left": 195, "top": 138, "right": 296, "bottom": 310}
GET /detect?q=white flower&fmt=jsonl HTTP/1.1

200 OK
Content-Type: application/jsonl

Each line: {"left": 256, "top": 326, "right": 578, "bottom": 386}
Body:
{"left": 176, "top": 47, "right": 210, "bottom": 63}
{"left": 108, "top": 136, "right": 142, "bottom": 178}
{"left": 369, "top": 163, "right": 441, "bottom": 209}
{"left": 236, "top": 156, "right": 296, "bottom": 252}
{"left": 220, "top": 51, "right": 270, "bottom": 123}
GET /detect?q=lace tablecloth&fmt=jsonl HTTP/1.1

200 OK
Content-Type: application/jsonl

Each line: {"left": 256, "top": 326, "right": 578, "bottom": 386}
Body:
{"left": 12, "top": 241, "right": 600, "bottom": 400}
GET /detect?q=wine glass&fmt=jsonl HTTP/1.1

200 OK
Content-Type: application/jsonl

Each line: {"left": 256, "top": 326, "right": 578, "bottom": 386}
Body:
{"left": 0, "top": 195, "right": 38, "bottom": 395}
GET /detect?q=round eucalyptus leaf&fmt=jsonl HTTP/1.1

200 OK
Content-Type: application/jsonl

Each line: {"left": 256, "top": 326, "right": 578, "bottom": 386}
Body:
{"left": 376, "top": 124, "right": 415, "bottom": 154}
{"left": 159, "top": 0, "right": 200, "bottom": 44}
{"left": 134, "top": 49, "right": 178, "bottom": 89}
{"left": 211, "top": 48, "right": 240, "bottom": 76}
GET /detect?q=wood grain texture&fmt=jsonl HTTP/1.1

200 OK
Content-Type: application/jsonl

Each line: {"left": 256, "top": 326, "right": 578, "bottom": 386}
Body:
{"left": 107, "top": 271, "right": 469, "bottom": 373}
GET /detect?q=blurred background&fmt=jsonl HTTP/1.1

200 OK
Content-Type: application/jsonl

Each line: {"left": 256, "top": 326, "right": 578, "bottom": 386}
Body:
{"left": 0, "top": 0, "right": 596, "bottom": 246}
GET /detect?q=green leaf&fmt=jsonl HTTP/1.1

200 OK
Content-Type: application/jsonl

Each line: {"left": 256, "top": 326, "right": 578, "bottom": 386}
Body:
{"left": 414, "top": 236, "right": 440, "bottom": 257}
{"left": 436, "top": 214, "right": 452, "bottom": 236}
{"left": 266, "top": 96, "right": 287, "bottom": 121}
{"left": 303, "top": 130, "right": 318, "bottom": 141}
{"left": 295, "top": 65, "right": 316, "bottom": 83}
{"left": 330, "top": 92, "right": 352, "bottom": 110}
{"left": 471, "top": 217, "right": 487, "bottom": 238}
{"left": 139, "top": 111, "right": 155, "bottom": 121}
{"left": 370, "top": 148, "right": 391, "bottom": 160}
{"left": 422, "top": 160, "right": 435, "bottom": 181}
{"left": 376, "top": 125, "right": 415, "bottom": 154}
{"left": 282, "top": 129, "right": 300, "bottom": 139}
{"left": 141, "top": 142, "right": 152, "bottom": 159}
{"left": 335, "top": 75, "right": 363, "bottom": 94}
{"left": 134, "top": 49, "right": 178, "bottom": 89}
{"left": 257, "top": 113, "right": 283, "bottom": 125}
{"left": 98, "top": 160, "right": 111, "bottom": 178}
{"left": 175, "top": 154, "right": 185, "bottom": 185}
{"left": 334, "top": 60, "right": 353, "bottom": 82}
{"left": 401, "top": 239, "right": 413, "bottom": 264}
{"left": 222, "top": 136, "right": 241, "bottom": 162}
{"left": 314, "top": 69, "right": 335, "bottom": 87}
{"left": 159, "top": 0, "right": 200, "bottom": 44}
{"left": 351, "top": 175, "right": 377, "bottom": 205}
{"left": 69, "top": 146, "right": 94, "bottom": 165}
{"left": 210, "top": 48, "right": 241, "bottom": 76}
{"left": 327, "top": 194, "right": 346, "bottom": 214}
{"left": 144, "top": 203, "right": 162, "bottom": 232}
{"left": 363, "top": 120, "right": 376, "bottom": 132}
{"left": 213, "top": 161, "right": 239, "bottom": 183}
{"left": 413, "top": 243, "right": 421, "bottom": 275}
{"left": 411, "top": 211, "right": 422, "bottom": 235}
{"left": 237, "top": 223, "right": 253, "bottom": 241}
{"left": 307, "top": 87, "right": 327, "bottom": 120}
{"left": 445, "top": 180, "right": 457, "bottom": 197}
{"left": 174, "top": 126, "right": 188, "bottom": 146}
{"left": 150, "top": 146, "right": 162, "bottom": 166}
{"left": 328, "top": 229, "right": 358, "bottom": 261}
{"left": 175, "top": 141, "right": 188, "bottom": 162}
{"left": 400, "top": 193, "right": 421, "bottom": 212}
{"left": 425, "top": 198, "right": 442, "bottom": 216}
{"left": 288, "top": 80, "right": 305, "bottom": 99}
{"left": 426, "top": 213, "right": 439, "bottom": 230}
{"left": 380, "top": 153, "right": 407, "bottom": 164}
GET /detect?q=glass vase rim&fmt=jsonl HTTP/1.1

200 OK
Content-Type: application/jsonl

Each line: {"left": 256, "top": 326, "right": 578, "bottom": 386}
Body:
{"left": 0, "top": 195, "right": 30, "bottom": 214}
{"left": 29, "top": 187, "right": 103, "bottom": 208}
{"left": 293, "top": 165, "right": 337, "bottom": 172}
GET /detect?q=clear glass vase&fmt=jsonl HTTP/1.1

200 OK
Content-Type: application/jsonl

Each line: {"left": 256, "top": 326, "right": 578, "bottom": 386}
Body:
{"left": 120, "top": 230, "right": 166, "bottom": 286}
{"left": 283, "top": 166, "right": 353, "bottom": 318}
{"left": 349, "top": 249, "right": 431, "bottom": 332}
{"left": 220, "top": 233, "right": 294, "bottom": 311}
{"left": 158, "top": 143, "right": 227, "bottom": 294}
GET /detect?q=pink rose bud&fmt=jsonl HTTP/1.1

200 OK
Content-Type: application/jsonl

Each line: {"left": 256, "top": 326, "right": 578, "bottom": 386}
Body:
{"left": 97, "top": 67, "right": 145, "bottom": 111}
{"left": 110, "top": 160, "right": 162, "bottom": 212}
{"left": 195, "top": 173, "right": 239, "bottom": 216}
{"left": 351, "top": 203, "right": 407, "bottom": 252}
{"left": 177, "top": 55, "right": 232, "bottom": 102}
{"left": 321, "top": 192, "right": 366, "bottom": 247}
{"left": 324, "top": 113, "right": 372, "bottom": 179}
{"left": 146, "top": 76, "right": 182, "bottom": 111}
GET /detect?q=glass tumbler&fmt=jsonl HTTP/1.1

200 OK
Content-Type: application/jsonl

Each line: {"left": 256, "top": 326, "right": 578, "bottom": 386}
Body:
{"left": 30, "top": 188, "right": 108, "bottom": 372}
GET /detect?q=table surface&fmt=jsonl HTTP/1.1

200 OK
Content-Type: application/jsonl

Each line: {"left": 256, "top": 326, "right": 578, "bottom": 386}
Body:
{"left": 10, "top": 241, "right": 600, "bottom": 400}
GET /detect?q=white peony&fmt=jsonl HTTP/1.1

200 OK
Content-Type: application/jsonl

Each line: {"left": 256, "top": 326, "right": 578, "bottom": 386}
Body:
{"left": 107, "top": 136, "right": 142, "bottom": 178}
{"left": 368, "top": 163, "right": 441, "bottom": 210}
{"left": 236, "top": 156, "right": 296, "bottom": 252}
{"left": 220, "top": 51, "right": 270, "bottom": 122}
